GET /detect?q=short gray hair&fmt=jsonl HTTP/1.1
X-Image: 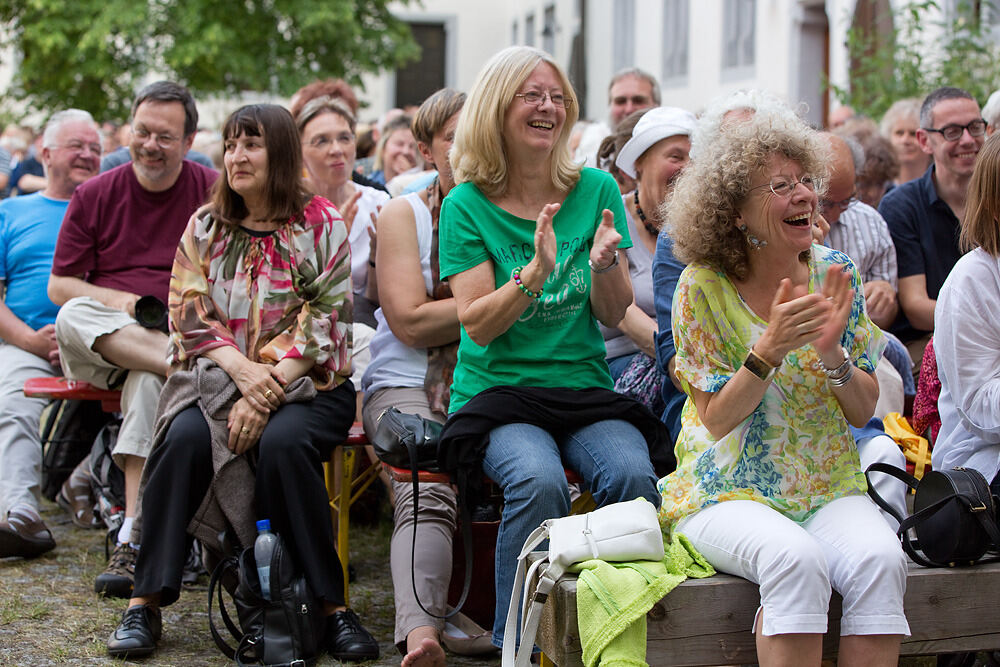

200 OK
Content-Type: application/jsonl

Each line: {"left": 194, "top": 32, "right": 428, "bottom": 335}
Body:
{"left": 42, "top": 109, "right": 98, "bottom": 149}
{"left": 608, "top": 68, "right": 661, "bottom": 106}
{"left": 983, "top": 89, "right": 1000, "bottom": 127}
{"left": 841, "top": 134, "right": 865, "bottom": 177}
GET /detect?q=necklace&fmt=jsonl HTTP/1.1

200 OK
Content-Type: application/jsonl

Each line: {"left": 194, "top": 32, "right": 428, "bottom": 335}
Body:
{"left": 633, "top": 189, "right": 659, "bottom": 236}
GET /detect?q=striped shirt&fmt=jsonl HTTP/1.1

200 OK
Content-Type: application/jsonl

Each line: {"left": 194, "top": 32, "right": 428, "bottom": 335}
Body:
{"left": 825, "top": 200, "right": 898, "bottom": 290}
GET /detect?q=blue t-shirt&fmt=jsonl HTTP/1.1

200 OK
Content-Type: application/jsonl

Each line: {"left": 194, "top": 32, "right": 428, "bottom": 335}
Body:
{"left": 0, "top": 193, "right": 70, "bottom": 329}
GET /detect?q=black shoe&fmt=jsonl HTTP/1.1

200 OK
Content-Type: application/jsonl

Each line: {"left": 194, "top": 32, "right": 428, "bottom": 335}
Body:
{"left": 107, "top": 604, "right": 161, "bottom": 658}
{"left": 326, "top": 609, "right": 379, "bottom": 661}
{"left": 95, "top": 541, "right": 136, "bottom": 598}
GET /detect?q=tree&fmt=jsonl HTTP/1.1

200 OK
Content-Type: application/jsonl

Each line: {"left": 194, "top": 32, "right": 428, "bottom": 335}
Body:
{"left": 829, "top": 0, "right": 1000, "bottom": 120}
{"left": 0, "top": 0, "right": 419, "bottom": 122}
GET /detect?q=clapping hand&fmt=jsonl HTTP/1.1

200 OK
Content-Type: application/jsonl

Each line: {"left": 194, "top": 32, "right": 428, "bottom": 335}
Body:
{"left": 590, "top": 209, "right": 620, "bottom": 271}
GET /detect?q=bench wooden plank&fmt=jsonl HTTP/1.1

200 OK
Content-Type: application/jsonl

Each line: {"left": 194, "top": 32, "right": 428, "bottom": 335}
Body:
{"left": 537, "top": 559, "right": 1000, "bottom": 666}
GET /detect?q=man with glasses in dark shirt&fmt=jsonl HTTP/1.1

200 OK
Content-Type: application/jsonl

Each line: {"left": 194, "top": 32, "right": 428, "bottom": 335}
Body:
{"left": 878, "top": 87, "right": 984, "bottom": 373}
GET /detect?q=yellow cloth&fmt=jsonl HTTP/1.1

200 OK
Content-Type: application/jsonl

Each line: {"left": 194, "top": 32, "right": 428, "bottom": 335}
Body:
{"left": 883, "top": 412, "right": 931, "bottom": 479}
{"left": 569, "top": 534, "right": 715, "bottom": 667}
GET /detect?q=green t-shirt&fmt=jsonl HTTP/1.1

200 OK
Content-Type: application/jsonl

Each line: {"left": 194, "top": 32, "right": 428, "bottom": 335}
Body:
{"left": 439, "top": 167, "right": 632, "bottom": 412}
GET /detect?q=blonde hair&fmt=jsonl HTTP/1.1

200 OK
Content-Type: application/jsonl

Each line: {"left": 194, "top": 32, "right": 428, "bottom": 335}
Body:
{"left": 666, "top": 111, "right": 829, "bottom": 280}
{"left": 451, "top": 46, "right": 581, "bottom": 197}
{"left": 961, "top": 131, "right": 1000, "bottom": 255}
{"left": 373, "top": 114, "right": 413, "bottom": 172}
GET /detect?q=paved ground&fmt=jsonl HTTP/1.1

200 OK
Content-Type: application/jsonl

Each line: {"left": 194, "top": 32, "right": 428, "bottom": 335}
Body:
{"left": 0, "top": 497, "right": 500, "bottom": 666}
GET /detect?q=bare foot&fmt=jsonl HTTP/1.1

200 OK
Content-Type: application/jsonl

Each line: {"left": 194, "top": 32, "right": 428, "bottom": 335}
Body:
{"left": 400, "top": 636, "right": 446, "bottom": 667}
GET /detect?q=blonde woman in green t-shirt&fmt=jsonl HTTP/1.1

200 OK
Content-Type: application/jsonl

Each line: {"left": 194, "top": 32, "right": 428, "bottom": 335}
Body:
{"left": 438, "top": 46, "right": 662, "bottom": 653}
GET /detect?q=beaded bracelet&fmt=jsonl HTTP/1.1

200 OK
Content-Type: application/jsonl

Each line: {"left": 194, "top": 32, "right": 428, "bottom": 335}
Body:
{"left": 512, "top": 266, "right": 543, "bottom": 299}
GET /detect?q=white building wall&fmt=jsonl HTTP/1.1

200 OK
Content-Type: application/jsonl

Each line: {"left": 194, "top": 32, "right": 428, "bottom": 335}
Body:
{"left": 355, "top": 0, "right": 510, "bottom": 123}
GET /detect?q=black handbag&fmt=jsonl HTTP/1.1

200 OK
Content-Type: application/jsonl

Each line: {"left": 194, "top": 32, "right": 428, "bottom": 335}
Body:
{"left": 866, "top": 462, "right": 1000, "bottom": 567}
{"left": 370, "top": 406, "right": 442, "bottom": 471}
{"left": 208, "top": 532, "right": 325, "bottom": 666}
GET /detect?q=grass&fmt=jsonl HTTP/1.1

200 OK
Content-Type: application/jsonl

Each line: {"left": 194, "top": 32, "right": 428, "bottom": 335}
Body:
{"left": 0, "top": 496, "right": 500, "bottom": 666}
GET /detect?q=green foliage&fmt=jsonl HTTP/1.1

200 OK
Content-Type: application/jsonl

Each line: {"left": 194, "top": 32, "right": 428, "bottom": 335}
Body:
{"left": 0, "top": 0, "right": 419, "bottom": 122}
{"left": 829, "top": 0, "right": 1000, "bottom": 120}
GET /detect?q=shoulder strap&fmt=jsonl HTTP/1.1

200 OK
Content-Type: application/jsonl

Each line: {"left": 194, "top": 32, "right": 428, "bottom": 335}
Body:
{"left": 502, "top": 524, "right": 555, "bottom": 667}
{"left": 208, "top": 556, "right": 244, "bottom": 660}
{"left": 865, "top": 462, "right": 918, "bottom": 528}
{"left": 409, "top": 431, "right": 473, "bottom": 621}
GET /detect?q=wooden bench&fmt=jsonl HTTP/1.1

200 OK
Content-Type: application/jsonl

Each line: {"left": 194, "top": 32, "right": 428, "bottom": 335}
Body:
{"left": 535, "top": 559, "right": 1000, "bottom": 666}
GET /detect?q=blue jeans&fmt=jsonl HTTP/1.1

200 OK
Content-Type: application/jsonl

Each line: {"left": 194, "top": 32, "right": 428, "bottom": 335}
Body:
{"left": 482, "top": 419, "right": 660, "bottom": 649}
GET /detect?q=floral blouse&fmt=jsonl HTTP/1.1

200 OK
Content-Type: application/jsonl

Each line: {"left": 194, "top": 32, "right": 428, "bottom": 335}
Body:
{"left": 167, "top": 196, "right": 352, "bottom": 390}
{"left": 658, "top": 244, "right": 885, "bottom": 532}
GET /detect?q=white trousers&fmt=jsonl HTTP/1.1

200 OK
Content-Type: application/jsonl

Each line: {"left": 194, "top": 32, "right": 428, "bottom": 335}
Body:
{"left": 857, "top": 433, "right": 909, "bottom": 531}
{"left": 677, "top": 495, "right": 910, "bottom": 637}
{"left": 55, "top": 297, "right": 164, "bottom": 467}
{"left": 0, "top": 343, "right": 58, "bottom": 513}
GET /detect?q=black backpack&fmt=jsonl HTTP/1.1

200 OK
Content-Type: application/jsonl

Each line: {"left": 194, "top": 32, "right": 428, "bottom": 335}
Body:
{"left": 208, "top": 531, "right": 326, "bottom": 666}
{"left": 40, "top": 399, "right": 114, "bottom": 501}
{"left": 88, "top": 419, "right": 125, "bottom": 533}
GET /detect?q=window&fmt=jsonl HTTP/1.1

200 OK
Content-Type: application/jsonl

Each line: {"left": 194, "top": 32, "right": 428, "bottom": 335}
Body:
{"left": 394, "top": 22, "right": 446, "bottom": 108}
{"left": 662, "top": 0, "right": 689, "bottom": 82}
{"left": 525, "top": 13, "right": 536, "bottom": 47}
{"left": 613, "top": 0, "right": 636, "bottom": 72}
{"left": 512, "top": 20, "right": 519, "bottom": 44}
{"left": 722, "top": 0, "right": 755, "bottom": 71}
{"left": 543, "top": 5, "right": 556, "bottom": 55}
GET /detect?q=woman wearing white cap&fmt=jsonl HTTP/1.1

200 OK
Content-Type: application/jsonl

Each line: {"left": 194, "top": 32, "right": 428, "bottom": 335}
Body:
{"left": 601, "top": 107, "right": 697, "bottom": 406}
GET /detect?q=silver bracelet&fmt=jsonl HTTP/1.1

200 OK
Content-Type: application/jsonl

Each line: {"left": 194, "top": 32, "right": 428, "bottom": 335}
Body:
{"left": 827, "top": 364, "right": 854, "bottom": 387}
{"left": 820, "top": 347, "right": 851, "bottom": 380}
{"left": 589, "top": 250, "right": 619, "bottom": 274}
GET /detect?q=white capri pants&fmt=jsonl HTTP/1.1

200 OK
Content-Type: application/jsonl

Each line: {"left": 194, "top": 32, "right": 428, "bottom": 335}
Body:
{"left": 677, "top": 495, "right": 910, "bottom": 637}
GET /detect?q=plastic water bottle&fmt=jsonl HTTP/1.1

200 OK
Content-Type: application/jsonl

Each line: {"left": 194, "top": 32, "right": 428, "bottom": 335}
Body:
{"left": 254, "top": 519, "right": 278, "bottom": 601}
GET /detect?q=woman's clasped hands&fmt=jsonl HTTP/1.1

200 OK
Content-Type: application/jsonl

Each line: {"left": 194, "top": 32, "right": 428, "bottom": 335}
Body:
{"left": 227, "top": 360, "right": 288, "bottom": 453}
{"left": 754, "top": 264, "right": 854, "bottom": 367}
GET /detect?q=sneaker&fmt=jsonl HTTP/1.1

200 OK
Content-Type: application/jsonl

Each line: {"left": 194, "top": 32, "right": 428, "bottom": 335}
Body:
{"left": 326, "top": 609, "right": 380, "bottom": 661}
{"left": 0, "top": 510, "right": 55, "bottom": 558}
{"left": 181, "top": 541, "right": 206, "bottom": 585}
{"left": 56, "top": 460, "right": 101, "bottom": 529}
{"left": 106, "top": 603, "right": 161, "bottom": 658}
{"left": 95, "top": 541, "right": 136, "bottom": 598}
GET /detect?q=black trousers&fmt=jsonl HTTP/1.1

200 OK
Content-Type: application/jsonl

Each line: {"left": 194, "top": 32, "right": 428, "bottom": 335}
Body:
{"left": 133, "top": 380, "right": 355, "bottom": 607}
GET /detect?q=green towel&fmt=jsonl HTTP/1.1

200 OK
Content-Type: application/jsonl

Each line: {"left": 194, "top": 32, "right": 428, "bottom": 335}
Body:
{"left": 569, "top": 533, "right": 715, "bottom": 667}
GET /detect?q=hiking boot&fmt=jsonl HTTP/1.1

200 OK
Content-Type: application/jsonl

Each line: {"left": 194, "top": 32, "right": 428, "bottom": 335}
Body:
{"left": 326, "top": 608, "right": 379, "bottom": 661}
{"left": 95, "top": 542, "right": 136, "bottom": 598}
{"left": 0, "top": 510, "right": 55, "bottom": 558}
{"left": 56, "top": 460, "right": 101, "bottom": 529}
{"left": 107, "top": 603, "right": 161, "bottom": 658}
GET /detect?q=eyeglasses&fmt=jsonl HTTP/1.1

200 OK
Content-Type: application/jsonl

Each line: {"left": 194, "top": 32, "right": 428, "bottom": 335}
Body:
{"left": 923, "top": 118, "right": 987, "bottom": 142}
{"left": 750, "top": 175, "right": 819, "bottom": 198}
{"left": 821, "top": 191, "right": 857, "bottom": 212}
{"left": 307, "top": 133, "right": 355, "bottom": 150}
{"left": 514, "top": 90, "right": 571, "bottom": 109}
{"left": 612, "top": 95, "right": 651, "bottom": 107}
{"left": 56, "top": 141, "right": 102, "bottom": 155}
{"left": 132, "top": 126, "right": 181, "bottom": 149}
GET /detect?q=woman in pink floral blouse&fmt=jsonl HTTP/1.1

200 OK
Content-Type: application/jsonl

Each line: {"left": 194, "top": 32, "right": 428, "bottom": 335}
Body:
{"left": 107, "top": 104, "right": 379, "bottom": 662}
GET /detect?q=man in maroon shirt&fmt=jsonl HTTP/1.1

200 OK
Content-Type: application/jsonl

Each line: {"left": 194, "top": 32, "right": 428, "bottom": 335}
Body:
{"left": 48, "top": 81, "right": 217, "bottom": 599}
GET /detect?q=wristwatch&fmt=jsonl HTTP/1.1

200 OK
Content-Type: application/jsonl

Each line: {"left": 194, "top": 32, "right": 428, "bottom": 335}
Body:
{"left": 743, "top": 348, "right": 779, "bottom": 382}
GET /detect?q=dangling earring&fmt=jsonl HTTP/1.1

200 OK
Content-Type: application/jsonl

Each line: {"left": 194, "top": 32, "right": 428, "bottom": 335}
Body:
{"left": 738, "top": 223, "right": 768, "bottom": 250}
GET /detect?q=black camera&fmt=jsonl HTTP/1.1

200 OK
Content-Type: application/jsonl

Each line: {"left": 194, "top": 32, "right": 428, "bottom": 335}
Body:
{"left": 134, "top": 296, "right": 168, "bottom": 333}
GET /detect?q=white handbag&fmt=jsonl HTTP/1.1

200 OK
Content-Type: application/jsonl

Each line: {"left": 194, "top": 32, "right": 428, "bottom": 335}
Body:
{"left": 502, "top": 497, "right": 664, "bottom": 667}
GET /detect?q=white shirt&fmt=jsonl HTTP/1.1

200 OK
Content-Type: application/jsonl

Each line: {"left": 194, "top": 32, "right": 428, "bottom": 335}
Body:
{"left": 348, "top": 184, "right": 391, "bottom": 296}
{"left": 825, "top": 200, "right": 898, "bottom": 289}
{"left": 932, "top": 248, "right": 1000, "bottom": 481}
